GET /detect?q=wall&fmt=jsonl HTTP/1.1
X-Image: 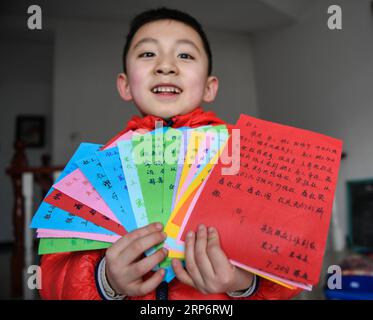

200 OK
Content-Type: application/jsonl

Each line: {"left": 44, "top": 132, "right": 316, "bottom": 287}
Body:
{"left": 252, "top": 0, "right": 373, "bottom": 249}
{"left": 0, "top": 36, "right": 53, "bottom": 242}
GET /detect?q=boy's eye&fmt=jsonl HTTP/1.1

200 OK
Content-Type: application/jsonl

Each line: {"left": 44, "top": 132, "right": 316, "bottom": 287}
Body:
{"left": 178, "top": 53, "right": 194, "bottom": 60}
{"left": 139, "top": 52, "right": 155, "bottom": 58}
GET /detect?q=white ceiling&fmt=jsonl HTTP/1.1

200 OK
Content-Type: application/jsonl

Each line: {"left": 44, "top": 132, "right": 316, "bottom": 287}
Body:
{"left": 1, "top": 0, "right": 314, "bottom": 33}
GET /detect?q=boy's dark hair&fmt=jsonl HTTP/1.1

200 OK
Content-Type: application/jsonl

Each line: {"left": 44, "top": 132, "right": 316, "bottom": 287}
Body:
{"left": 122, "top": 7, "right": 213, "bottom": 75}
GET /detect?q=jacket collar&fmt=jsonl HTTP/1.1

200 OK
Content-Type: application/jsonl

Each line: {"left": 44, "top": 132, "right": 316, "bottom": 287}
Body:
{"left": 103, "top": 106, "right": 226, "bottom": 149}
{"left": 124, "top": 106, "right": 225, "bottom": 132}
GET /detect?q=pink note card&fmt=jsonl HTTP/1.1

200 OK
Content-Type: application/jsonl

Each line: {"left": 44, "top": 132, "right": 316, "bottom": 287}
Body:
{"left": 53, "top": 169, "right": 120, "bottom": 223}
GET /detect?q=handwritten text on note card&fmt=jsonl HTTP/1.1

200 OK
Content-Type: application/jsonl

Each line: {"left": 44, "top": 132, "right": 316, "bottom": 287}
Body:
{"left": 181, "top": 114, "right": 343, "bottom": 285}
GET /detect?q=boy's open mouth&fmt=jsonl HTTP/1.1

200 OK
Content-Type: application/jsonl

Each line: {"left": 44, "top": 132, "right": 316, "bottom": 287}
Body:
{"left": 151, "top": 84, "right": 182, "bottom": 97}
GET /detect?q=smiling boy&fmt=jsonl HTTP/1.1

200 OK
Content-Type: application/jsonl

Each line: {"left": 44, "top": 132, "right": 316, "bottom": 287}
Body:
{"left": 40, "top": 7, "right": 301, "bottom": 300}
{"left": 117, "top": 12, "right": 217, "bottom": 119}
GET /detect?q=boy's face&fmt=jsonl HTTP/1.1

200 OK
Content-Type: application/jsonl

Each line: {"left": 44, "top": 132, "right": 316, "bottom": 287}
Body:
{"left": 117, "top": 19, "right": 218, "bottom": 119}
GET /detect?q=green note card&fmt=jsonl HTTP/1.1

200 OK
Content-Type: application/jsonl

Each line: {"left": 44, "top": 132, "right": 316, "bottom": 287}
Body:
{"left": 38, "top": 238, "right": 111, "bottom": 254}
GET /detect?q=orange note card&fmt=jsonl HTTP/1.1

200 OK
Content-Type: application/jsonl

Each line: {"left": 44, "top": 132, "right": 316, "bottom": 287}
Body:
{"left": 180, "top": 114, "right": 343, "bottom": 286}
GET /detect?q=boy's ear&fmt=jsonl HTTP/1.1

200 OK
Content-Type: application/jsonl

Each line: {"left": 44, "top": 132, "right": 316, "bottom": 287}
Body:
{"left": 203, "top": 76, "right": 219, "bottom": 103}
{"left": 117, "top": 73, "right": 133, "bottom": 101}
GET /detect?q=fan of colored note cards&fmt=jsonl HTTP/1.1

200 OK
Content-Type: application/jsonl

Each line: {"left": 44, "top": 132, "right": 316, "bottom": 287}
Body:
{"left": 30, "top": 114, "right": 343, "bottom": 291}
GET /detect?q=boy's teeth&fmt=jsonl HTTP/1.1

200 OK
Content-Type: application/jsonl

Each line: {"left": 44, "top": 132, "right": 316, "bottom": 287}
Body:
{"left": 152, "top": 86, "right": 181, "bottom": 94}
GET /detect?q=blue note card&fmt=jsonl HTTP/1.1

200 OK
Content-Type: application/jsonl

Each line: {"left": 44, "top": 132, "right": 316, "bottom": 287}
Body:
{"left": 96, "top": 147, "right": 138, "bottom": 232}
{"left": 77, "top": 153, "right": 136, "bottom": 232}
{"left": 30, "top": 143, "right": 114, "bottom": 235}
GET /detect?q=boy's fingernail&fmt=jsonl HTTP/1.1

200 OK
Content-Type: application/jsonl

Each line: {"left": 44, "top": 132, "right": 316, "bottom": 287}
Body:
{"left": 198, "top": 224, "right": 205, "bottom": 231}
{"left": 162, "top": 232, "right": 167, "bottom": 238}
{"left": 187, "top": 231, "right": 194, "bottom": 238}
{"left": 155, "top": 223, "right": 163, "bottom": 230}
{"left": 208, "top": 227, "right": 215, "bottom": 233}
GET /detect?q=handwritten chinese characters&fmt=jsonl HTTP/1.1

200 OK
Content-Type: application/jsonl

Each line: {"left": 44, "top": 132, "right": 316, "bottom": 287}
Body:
{"left": 181, "top": 114, "right": 343, "bottom": 286}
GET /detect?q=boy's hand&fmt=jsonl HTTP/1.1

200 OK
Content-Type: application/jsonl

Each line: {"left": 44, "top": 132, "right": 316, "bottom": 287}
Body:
{"left": 172, "top": 224, "right": 254, "bottom": 295}
{"left": 105, "top": 222, "right": 168, "bottom": 297}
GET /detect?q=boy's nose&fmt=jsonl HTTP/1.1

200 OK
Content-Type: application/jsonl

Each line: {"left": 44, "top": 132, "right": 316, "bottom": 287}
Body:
{"left": 156, "top": 66, "right": 176, "bottom": 75}
{"left": 156, "top": 68, "right": 175, "bottom": 75}
{"left": 155, "top": 60, "right": 178, "bottom": 75}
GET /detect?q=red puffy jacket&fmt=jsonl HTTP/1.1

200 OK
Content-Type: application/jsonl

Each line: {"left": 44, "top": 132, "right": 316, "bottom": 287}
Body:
{"left": 40, "top": 106, "right": 302, "bottom": 300}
